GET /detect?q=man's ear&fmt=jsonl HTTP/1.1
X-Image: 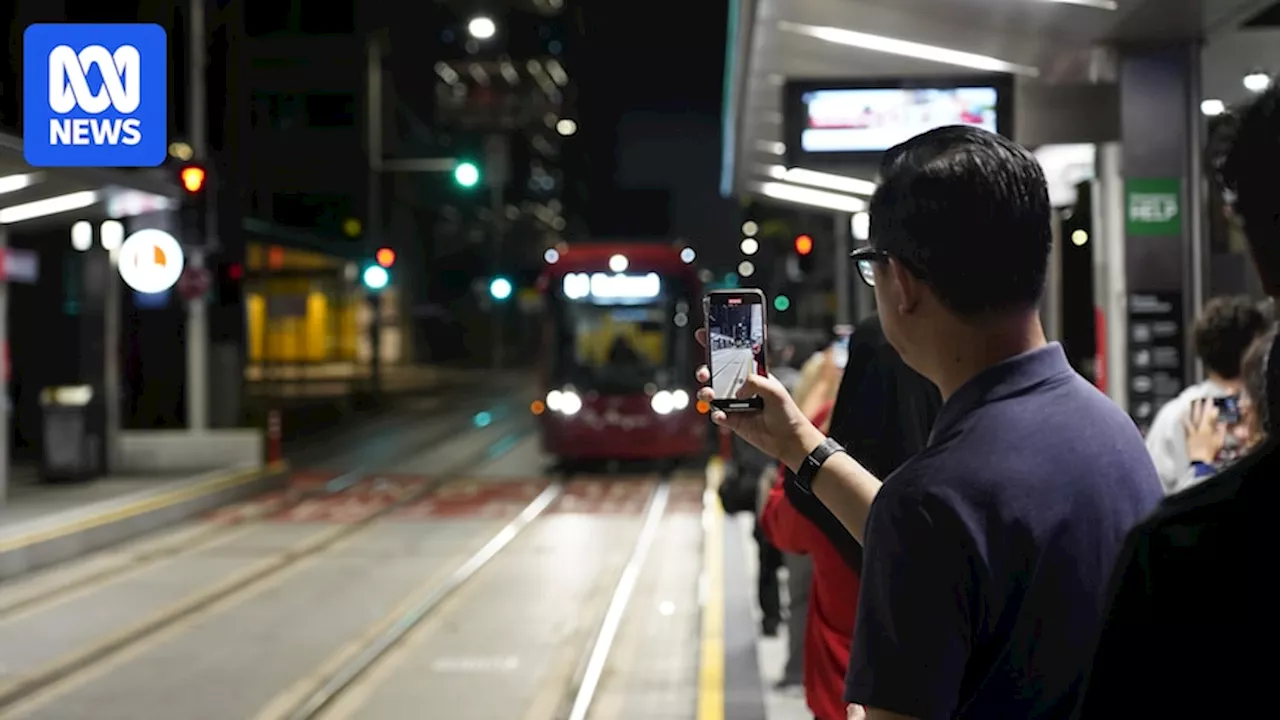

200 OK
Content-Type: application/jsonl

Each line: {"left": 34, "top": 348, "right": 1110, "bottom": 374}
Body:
{"left": 888, "top": 257, "right": 921, "bottom": 315}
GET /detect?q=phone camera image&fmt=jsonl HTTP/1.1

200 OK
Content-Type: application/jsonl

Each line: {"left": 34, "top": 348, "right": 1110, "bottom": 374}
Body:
{"left": 1215, "top": 395, "right": 1242, "bottom": 425}
{"left": 708, "top": 300, "right": 766, "bottom": 400}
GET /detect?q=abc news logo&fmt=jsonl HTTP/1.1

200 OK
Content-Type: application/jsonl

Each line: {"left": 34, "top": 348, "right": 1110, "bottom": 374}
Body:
{"left": 47, "top": 45, "right": 143, "bottom": 147}
{"left": 24, "top": 24, "right": 167, "bottom": 168}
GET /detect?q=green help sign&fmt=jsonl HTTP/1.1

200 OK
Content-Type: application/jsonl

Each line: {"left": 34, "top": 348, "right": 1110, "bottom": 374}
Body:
{"left": 1125, "top": 178, "right": 1181, "bottom": 237}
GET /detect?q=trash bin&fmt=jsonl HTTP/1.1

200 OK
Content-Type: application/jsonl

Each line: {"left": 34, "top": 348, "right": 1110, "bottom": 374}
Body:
{"left": 38, "top": 385, "right": 104, "bottom": 483}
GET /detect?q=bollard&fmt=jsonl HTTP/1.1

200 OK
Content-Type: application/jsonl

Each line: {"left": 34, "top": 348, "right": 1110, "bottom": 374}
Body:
{"left": 267, "top": 409, "right": 282, "bottom": 464}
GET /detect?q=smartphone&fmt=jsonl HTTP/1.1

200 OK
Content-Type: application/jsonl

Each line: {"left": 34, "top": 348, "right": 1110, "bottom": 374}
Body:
{"left": 1215, "top": 395, "right": 1241, "bottom": 425}
{"left": 703, "top": 289, "right": 768, "bottom": 411}
{"left": 832, "top": 325, "right": 853, "bottom": 370}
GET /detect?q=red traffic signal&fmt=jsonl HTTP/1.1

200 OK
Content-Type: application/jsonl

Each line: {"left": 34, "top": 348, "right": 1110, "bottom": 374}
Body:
{"left": 794, "top": 234, "right": 814, "bottom": 256}
{"left": 180, "top": 165, "right": 206, "bottom": 193}
{"left": 375, "top": 247, "right": 396, "bottom": 268}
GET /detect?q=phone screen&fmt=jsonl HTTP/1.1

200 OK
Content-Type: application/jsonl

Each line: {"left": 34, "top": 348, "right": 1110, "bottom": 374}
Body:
{"left": 705, "top": 291, "right": 767, "bottom": 410}
{"left": 832, "top": 335, "right": 850, "bottom": 369}
{"left": 1215, "top": 395, "right": 1241, "bottom": 425}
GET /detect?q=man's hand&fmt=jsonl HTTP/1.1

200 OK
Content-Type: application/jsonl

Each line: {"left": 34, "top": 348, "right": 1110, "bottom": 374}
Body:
{"left": 695, "top": 328, "right": 826, "bottom": 470}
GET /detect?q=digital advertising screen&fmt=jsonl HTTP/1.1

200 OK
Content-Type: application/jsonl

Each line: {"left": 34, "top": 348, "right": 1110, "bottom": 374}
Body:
{"left": 799, "top": 86, "right": 1000, "bottom": 153}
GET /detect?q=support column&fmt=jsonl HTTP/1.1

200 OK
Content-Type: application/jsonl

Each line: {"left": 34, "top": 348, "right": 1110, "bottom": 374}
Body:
{"left": 0, "top": 227, "right": 8, "bottom": 504}
{"left": 104, "top": 231, "right": 121, "bottom": 470}
{"left": 832, "top": 212, "right": 850, "bottom": 327}
{"left": 185, "top": 0, "right": 209, "bottom": 431}
{"left": 81, "top": 238, "right": 109, "bottom": 475}
{"left": 1096, "top": 142, "right": 1129, "bottom": 411}
{"left": 1118, "top": 44, "right": 1204, "bottom": 432}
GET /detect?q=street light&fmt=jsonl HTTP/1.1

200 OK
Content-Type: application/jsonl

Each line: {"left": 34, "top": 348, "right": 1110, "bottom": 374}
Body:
{"left": 556, "top": 119, "right": 578, "bottom": 137}
{"left": 1244, "top": 71, "right": 1272, "bottom": 93}
{"left": 468, "top": 16, "right": 497, "bottom": 40}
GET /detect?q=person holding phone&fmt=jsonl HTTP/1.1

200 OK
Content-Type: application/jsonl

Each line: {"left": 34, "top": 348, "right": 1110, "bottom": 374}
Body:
{"left": 696, "top": 125, "right": 1161, "bottom": 720}
{"left": 1143, "top": 295, "right": 1268, "bottom": 495}
{"left": 1179, "top": 324, "right": 1274, "bottom": 486}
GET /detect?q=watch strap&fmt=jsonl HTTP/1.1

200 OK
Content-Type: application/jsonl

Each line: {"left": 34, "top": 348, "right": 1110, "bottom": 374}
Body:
{"left": 793, "top": 437, "right": 846, "bottom": 494}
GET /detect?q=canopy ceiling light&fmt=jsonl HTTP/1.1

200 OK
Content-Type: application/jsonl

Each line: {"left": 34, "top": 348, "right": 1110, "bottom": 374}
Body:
{"left": 0, "top": 173, "right": 41, "bottom": 195}
{"left": 764, "top": 165, "right": 878, "bottom": 196}
{"left": 0, "top": 190, "right": 99, "bottom": 224}
{"left": 778, "top": 21, "right": 1040, "bottom": 77}
{"left": 759, "top": 182, "right": 867, "bottom": 213}
{"left": 1040, "top": 0, "right": 1117, "bottom": 9}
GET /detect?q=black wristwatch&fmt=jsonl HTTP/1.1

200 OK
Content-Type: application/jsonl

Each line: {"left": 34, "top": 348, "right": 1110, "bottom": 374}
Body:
{"left": 792, "top": 437, "right": 847, "bottom": 494}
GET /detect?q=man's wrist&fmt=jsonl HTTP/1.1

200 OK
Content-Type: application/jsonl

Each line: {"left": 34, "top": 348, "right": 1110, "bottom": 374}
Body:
{"left": 784, "top": 424, "right": 829, "bottom": 473}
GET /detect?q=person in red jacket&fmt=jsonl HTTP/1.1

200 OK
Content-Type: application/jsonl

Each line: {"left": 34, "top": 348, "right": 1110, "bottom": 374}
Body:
{"left": 761, "top": 398, "right": 858, "bottom": 720}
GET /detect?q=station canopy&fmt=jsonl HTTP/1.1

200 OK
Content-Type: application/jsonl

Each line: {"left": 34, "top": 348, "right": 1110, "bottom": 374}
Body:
{"left": 0, "top": 130, "right": 178, "bottom": 230}
{"left": 724, "top": 0, "right": 1273, "bottom": 210}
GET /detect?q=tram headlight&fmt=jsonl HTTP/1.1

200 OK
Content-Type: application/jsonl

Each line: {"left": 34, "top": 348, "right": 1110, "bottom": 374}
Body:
{"left": 547, "top": 389, "right": 582, "bottom": 416}
{"left": 651, "top": 390, "right": 675, "bottom": 415}
{"left": 671, "top": 389, "right": 689, "bottom": 410}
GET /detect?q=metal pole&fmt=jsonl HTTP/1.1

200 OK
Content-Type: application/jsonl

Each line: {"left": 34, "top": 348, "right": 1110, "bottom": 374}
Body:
{"left": 491, "top": 179, "right": 503, "bottom": 370}
{"left": 488, "top": 135, "right": 506, "bottom": 371}
{"left": 366, "top": 34, "right": 383, "bottom": 391}
{"left": 833, "top": 212, "right": 851, "bottom": 327}
{"left": 105, "top": 238, "right": 121, "bottom": 470}
{"left": 0, "top": 227, "right": 8, "bottom": 505}
{"left": 1185, "top": 42, "right": 1207, "bottom": 384}
{"left": 185, "top": 0, "right": 209, "bottom": 430}
{"left": 1044, "top": 208, "right": 1064, "bottom": 342}
{"left": 1098, "top": 142, "right": 1129, "bottom": 410}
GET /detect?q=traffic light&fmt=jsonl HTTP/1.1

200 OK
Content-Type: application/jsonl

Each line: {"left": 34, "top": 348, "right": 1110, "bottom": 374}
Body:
{"left": 180, "top": 164, "right": 206, "bottom": 193}
{"left": 793, "top": 233, "right": 815, "bottom": 275}
{"left": 363, "top": 265, "right": 390, "bottom": 291}
{"left": 489, "top": 276, "right": 513, "bottom": 301}
{"left": 375, "top": 247, "right": 396, "bottom": 268}
{"left": 215, "top": 261, "right": 244, "bottom": 307}
{"left": 774, "top": 294, "right": 791, "bottom": 312}
{"left": 454, "top": 161, "right": 481, "bottom": 188}
{"left": 177, "top": 162, "right": 210, "bottom": 245}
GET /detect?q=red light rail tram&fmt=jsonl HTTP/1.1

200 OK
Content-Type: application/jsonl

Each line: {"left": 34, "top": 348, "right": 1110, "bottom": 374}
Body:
{"left": 533, "top": 243, "right": 707, "bottom": 466}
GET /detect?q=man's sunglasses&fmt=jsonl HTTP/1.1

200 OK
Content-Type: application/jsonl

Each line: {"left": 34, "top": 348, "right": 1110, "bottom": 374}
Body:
{"left": 849, "top": 246, "right": 892, "bottom": 287}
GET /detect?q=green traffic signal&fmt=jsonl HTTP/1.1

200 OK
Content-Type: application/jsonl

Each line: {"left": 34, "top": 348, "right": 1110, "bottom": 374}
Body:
{"left": 489, "top": 277, "right": 513, "bottom": 300}
{"left": 363, "top": 265, "right": 389, "bottom": 290}
{"left": 774, "top": 294, "right": 791, "bottom": 312}
{"left": 454, "top": 162, "right": 480, "bottom": 188}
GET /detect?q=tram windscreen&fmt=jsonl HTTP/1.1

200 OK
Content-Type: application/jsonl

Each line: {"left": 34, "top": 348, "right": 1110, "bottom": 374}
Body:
{"left": 556, "top": 304, "right": 676, "bottom": 393}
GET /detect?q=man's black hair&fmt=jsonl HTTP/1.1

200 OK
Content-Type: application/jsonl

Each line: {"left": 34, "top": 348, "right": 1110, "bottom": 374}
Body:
{"left": 1192, "top": 295, "right": 1268, "bottom": 379}
{"left": 869, "top": 125, "right": 1052, "bottom": 317}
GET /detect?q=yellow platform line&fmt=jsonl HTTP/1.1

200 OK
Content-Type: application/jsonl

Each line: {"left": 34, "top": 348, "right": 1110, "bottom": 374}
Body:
{"left": 697, "top": 456, "right": 725, "bottom": 720}
{"left": 0, "top": 460, "right": 288, "bottom": 553}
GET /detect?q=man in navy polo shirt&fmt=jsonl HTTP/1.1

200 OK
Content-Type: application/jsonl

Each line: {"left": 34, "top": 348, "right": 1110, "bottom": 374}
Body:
{"left": 696, "top": 126, "right": 1162, "bottom": 719}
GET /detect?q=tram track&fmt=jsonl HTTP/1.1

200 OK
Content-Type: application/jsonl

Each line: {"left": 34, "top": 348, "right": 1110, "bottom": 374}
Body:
{"left": 261, "top": 473, "right": 679, "bottom": 720}
{"left": 0, "top": 388, "right": 520, "bottom": 624}
{"left": 0, "top": 409, "right": 537, "bottom": 716}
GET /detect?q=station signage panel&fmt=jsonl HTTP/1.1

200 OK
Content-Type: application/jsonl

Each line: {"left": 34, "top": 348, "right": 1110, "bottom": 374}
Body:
{"left": 117, "top": 228, "right": 184, "bottom": 294}
{"left": 1125, "top": 178, "right": 1181, "bottom": 237}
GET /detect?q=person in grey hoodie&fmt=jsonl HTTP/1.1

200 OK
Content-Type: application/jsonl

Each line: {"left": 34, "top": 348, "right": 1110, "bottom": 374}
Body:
{"left": 1143, "top": 295, "right": 1267, "bottom": 494}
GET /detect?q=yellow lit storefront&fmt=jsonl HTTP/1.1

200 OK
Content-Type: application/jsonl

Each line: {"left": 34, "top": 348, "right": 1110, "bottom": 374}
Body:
{"left": 243, "top": 243, "right": 402, "bottom": 386}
